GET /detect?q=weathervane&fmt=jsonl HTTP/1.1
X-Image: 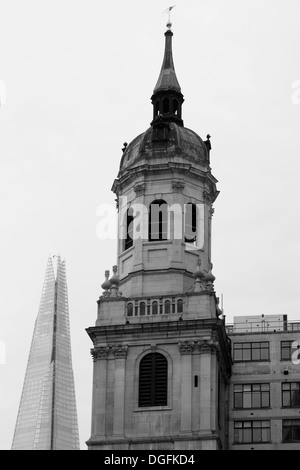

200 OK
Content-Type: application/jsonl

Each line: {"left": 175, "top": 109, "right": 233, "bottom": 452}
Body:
{"left": 162, "top": 5, "right": 176, "bottom": 30}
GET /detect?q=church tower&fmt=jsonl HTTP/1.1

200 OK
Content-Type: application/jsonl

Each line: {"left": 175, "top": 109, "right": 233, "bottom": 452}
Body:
{"left": 86, "top": 22, "right": 232, "bottom": 451}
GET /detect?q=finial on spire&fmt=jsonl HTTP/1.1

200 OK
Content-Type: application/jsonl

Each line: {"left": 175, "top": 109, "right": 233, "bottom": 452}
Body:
{"left": 162, "top": 5, "right": 176, "bottom": 30}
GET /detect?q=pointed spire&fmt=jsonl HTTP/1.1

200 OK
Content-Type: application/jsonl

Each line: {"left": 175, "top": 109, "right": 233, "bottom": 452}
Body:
{"left": 153, "top": 29, "right": 181, "bottom": 95}
{"left": 151, "top": 28, "right": 184, "bottom": 127}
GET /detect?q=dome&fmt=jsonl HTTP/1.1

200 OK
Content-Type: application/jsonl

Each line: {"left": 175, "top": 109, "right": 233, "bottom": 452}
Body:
{"left": 119, "top": 122, "right": 210, "bottom": 175}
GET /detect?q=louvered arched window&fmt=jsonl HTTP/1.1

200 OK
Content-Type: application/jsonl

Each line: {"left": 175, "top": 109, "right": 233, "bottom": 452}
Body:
{"left": 124, "top": 207, "right": 134, "bottom": 251}
{"left": 138, "top": 353, "right": 168, "bottom": 407}
{"left": 184, "top": 203, "right": 197, "bottom": 243}
{"left": 148, "top": 200, "right": 168, "bottom": 241}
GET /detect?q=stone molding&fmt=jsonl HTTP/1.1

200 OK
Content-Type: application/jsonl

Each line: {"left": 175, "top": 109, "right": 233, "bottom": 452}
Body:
{"left": 90, "top": 346, "right": 110, "bottom": 362}
{"left": 111, "top": 344, "right": 129, "bottom": 358}
{"left": 203, "top": 190, "right": 212, "bottom": 204}
{"left": 178, "top": 340, "right": 195, "bottom": 354}
{"left": 133, "top": 183, "right": 146, "bottom": 195}
{"left": 198, "top": 340, "right": 220, "bottom": 358}
{"left": 91, "top": 344, "right": 129, "bottom": 361}
{"left": 178, "top": 340, "right": 220, "bottom": 356}
{"left": 172, "top": 180, "right": 185, "bottom": 191}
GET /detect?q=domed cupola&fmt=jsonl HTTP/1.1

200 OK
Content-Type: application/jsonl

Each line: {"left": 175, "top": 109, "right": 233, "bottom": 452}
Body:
{"left": 118, "top": 123, "right": 210, "bottom": 175}
{"left": 117, "top": 24, "right": 213, "bottom": 178}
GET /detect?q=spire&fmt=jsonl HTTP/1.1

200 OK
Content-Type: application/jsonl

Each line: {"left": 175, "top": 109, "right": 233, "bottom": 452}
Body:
{"left": 151, "top": 27, "right": 184, "bottom": 127}
{"left": 153, "top": 30, "right": 181, "bottom": 95}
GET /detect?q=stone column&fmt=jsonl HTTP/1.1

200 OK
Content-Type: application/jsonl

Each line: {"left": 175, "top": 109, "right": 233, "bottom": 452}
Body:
{"left": 90, "top": 346, "right": 110, "bottom": 438}
{"left": 210, "top": 350, "right": 218, "bottom": 431}
{"left": 112, "top": 345, "right": 128, "bottom": 437}
{"left": 178, "top": 341, "right": 195, "bottom": 433}
{"left": 198, "top": 341, "right": 212, "bottom": 432}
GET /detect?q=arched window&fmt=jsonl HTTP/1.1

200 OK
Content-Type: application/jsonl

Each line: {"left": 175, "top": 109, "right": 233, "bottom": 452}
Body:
{"left": 173, "top": 99, "right": 178, "bottom": 115}
{"left": 163, "top": 98, "right": 169, "bottom": 113}
{"left": 124, "top": 207, "right": 134, "bottom": 251}
{"left": 185, "top": 203, "right": 197, "bottom": 243}
{"left": 139, "top": 353, "right": 168, "bottom": 407}
{"left": 152, "top": 301, "right": 158, "bottom": 315}
{"left": 164, "top": 300, "right": 171, "bottom": 314}
{"left": 127, "top": 303, "right": 133, "bottom": 317}
{"left": 177, "top": 299, "right": 183, "bottom": 313}
{"left": 149, "top": 200, "right": 168, "bottom": 241}
{"left": 140, "top": 302, "right": 146, "bottom": 316}
{"left": 155, "top": 101, "right": 160, "bottom": 116}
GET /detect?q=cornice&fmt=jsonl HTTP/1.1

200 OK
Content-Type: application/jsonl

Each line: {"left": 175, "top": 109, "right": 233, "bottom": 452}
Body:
{"left": 113, "top": 162, "right": 218, "bottom": 196}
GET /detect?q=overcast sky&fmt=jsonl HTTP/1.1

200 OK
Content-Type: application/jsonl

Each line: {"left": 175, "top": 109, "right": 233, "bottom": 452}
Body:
{"left": 0, "top": 0, "right": 300, "bottom": 450}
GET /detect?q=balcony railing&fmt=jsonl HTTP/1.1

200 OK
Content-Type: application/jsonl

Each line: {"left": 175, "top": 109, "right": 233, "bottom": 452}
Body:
{"left": 226, "top": 320, "right": 300, "bottom": 334}
{"left": 126, "top": 295, "right": 184, "bottom": 318}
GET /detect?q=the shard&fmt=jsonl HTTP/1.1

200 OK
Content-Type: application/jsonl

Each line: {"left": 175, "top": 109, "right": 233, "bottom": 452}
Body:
{"left": 12, "top": 256, "right": 80, "bottom": 450}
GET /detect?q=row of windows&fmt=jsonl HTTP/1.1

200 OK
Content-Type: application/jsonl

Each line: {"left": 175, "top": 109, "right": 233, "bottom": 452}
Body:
{"left": 138, "top": 353, "right": 300, "bottom": 412}
{"left": 127, "top": 299, "right": 183, "bottom": 317}
{"left": 125, "top": 201, "right": 198, "bottom": 251}
{"left": 233, "top": 341, "right": 300, "bottom": 362}
{"left": 234, "top": 382, "right": 300, "bottom": 409}
{"left": 234, "top": 420, "right": 300, "bottom": 444}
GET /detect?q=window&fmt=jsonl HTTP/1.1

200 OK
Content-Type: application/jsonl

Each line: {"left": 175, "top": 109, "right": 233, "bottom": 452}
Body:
{"left": 233, "top": 342, "right": 269, "bottom": 362}
{"left": 163, "top": 98, "right": 169, "bottom": 113}
{"left": 155, "top": 101, "right": 160, "bottom": 117}
{"left": 184, "top": 203, "right": 197, "bottom": 243}
{"left": 282, "top": 382, "right": 300, "bottom": 408}
{"left": 164, "top": 300, "right": 171, "bottom": 314}
{"left": 234, "top": 384, "right": 270, "bottom": 409}
{"left": 127, "top": 303, "right": 133, "bottom": 317}
{"left": 152, "top": 301, "right": 158, "bottom": 315}
{"left": 234, "top": 421, "right": 271, "bottom": 444}
{"left": 281, "top": 340, "right": 296, "bottom": 361}
{"left": 149, "top": 200, "right": 168, "bottom": 241}
{"left": 282, "top": 420, "right": 300, "bottom": 443}
{"left": 140, "top": 302, "right": 146, "bottom": 316}
{"left": 177, "top": 299, "right": 183, "bottom": 314}
{"left": 124, "top": 208, "right": 134, "bottom": 251}
{"left": 173, "top": 99, "right": 178, "bottom": 115}
{"left": 138, "top": 353, "right": 168, "bottom": 407}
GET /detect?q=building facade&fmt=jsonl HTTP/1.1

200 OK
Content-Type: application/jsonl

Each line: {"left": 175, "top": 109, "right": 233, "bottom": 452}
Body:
{"left": 228, "top": 315, "right": 300, "bottom": 450}
{"left": 12, "top": 256, "right": 80, "bottom": 450}
{"left": 86, "top": 25, "right": 300, "bottom": 451}
{"left": 86, "top": 24, "right": 232, "bottom": 451}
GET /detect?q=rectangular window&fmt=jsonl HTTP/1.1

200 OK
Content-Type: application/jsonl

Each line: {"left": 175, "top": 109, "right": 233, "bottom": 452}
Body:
{"left": 234, "top": 421, "right": 271, "bottom": 444}
{"left": 282, "top": 420, "right": 300, "bottom": 443}
{"left": 281, "top": 341, "right": 295, "bottom": 361}
{"left": 234, "top": 384, "right": 270, "bottom": 409}
{"left": 233, "top": 342, "right": 270, "bottom": 362}
{"left": 282, "top": 382, "right": 300, "bottom": 408}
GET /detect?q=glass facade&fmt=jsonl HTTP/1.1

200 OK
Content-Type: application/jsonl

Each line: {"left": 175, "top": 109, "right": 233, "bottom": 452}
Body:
{"left": 12, "top": 257, "right": 79, "bottom": 450}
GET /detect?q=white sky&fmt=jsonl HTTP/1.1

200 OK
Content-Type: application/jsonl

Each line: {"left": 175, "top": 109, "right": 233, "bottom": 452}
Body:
{"left": 0, "top": 0, "right": 300, "bottom": 450}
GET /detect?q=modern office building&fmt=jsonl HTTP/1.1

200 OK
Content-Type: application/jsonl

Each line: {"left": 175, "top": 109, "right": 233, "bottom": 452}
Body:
{"left": 228, "top": 315, "right": 300, "bottom": 450}
{"left": 12, "top": 256, "right": 80, "bottom": 450}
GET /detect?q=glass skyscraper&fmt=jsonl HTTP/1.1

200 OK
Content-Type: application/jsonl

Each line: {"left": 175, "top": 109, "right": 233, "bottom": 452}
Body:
{"left": 12, "top": 256, "right": 80, "bottom": 450}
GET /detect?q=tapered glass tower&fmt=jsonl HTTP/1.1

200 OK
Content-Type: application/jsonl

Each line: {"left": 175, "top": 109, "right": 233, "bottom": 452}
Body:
{"left": 12, "top": 256, "right": 80, "bottom": 450}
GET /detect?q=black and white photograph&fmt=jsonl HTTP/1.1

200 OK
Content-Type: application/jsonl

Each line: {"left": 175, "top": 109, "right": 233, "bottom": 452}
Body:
{"left": 1, "top": 0, "right": 300, "bottom": 453}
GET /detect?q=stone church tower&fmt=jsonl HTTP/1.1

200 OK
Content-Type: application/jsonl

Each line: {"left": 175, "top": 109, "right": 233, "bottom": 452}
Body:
{"left": 86, "top": 24, "right": 232, "bottom": 451}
